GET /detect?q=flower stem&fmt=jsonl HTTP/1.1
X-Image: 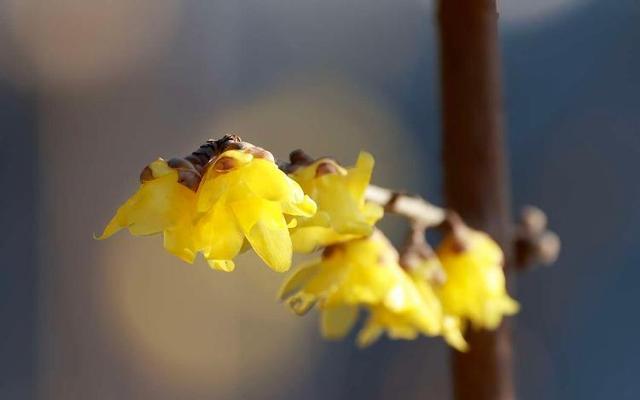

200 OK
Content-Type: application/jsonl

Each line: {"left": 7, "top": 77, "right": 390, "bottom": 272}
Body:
{"left": 364, "top": 185, "right": 446, "bottom": 228}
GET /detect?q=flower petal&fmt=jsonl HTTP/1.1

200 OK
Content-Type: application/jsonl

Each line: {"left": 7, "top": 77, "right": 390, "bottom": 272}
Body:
{"left": 321, "top": 305, "right": 358, "bottom": 339}
{"left": 356, "top": 317, "right": 384, "bottom": 348}
{"left": 442, "top": 316, "right": 468, "bottom": 352}
{"left": 231, "top": 197, "right": 292, "bottom": 272}
{"left": 282, "top": 194, "right": 317, "bottom": 218}
{"left": 242, "top": 158, "right": 300, "bottom": 201}
{"left": 207, "top": 259, "right": 236, "bottom": 272}
{"left": 347, "top": 151, "right": 375, "bottom": 199}
{"left": 98, "top": 170, "right": 195, "bottom": 239}
{"left": 163, "top": 225, "right": 198, "bottom": 263}
{"left": 96, "top": 197, "right": 133, "bottom": 239}
{"left": 290, "top": 226, "right": 346, "bottom": 253}
{"left": 278, "top": 260, "right": 321, "bottom": 300}
{"left": 198, "top": 199, "right": 245, "bottom": 261}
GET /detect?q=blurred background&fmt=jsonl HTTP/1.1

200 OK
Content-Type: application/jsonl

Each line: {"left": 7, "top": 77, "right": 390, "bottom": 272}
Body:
{"left": 1, "top": 0, "right": 638, "bottom": 399}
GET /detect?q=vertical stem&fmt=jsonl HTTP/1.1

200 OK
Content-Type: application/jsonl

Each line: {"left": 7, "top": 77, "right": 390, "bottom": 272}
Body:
{"left": 437, "top": 1, "right": 515, "bottom": 400}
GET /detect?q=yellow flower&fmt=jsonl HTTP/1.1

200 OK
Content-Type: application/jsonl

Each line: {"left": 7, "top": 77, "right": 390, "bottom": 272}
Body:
{"left": 99, "top": 142, "right": 317, "bottom": 272}
{"left": 436, "top": 229, "right": 519, "bottom": 330}
{"left": 97, "top": 159, "right": 200, "bottom": 263}
{"left": 196, "top": 149, "right": 316, "bottom": 272}
{"left": 409, "top": 258, "right": 468, "bottom": 351}
{"left": 279, "top": 232, "right": 442, "bottom": 347}
{"left": 288, "top": 152, "right": 383, "bottom": 253}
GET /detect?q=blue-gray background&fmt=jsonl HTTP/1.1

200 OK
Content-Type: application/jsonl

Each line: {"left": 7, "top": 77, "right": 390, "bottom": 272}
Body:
{"left": 1, "top": 0, "right": 638, "bottom": 399}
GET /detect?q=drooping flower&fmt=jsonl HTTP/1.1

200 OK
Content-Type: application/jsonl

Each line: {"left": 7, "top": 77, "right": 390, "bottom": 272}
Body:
{"left": 436, "top": 228, "right": 519, "bottom": 330}
{"left": 98, "top": 136, "right": 317, "bottom": 272}
{"left": 356, "top": 254, "right": 468, "bottom": 350}
{"left": 408, "top": 257, "right": 468, "bottom": 351}
{"left": 279, "top": 232, "right": 443, "bottom": 347}
{"left": 286, "top": 152, "right": 383, "bottom": 253}
{"left": 97, "top": 158, "right": 200, "bottom": 263}
{"left": 196, "top": 148, "right": 316, "bottom": 272}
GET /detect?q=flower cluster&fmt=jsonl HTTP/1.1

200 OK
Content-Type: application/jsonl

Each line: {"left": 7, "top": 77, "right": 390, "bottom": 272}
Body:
{"left": 98, "top": 136, "right": 316, "bottom": 272}
{"left": 99, "top": 136, "right": 519, "bottom": 349}
{"left": 277, "top": 149, "right": 518, "bottom": 349}
{"left": 279, "top": 232, "right": 465, "bottom": 348}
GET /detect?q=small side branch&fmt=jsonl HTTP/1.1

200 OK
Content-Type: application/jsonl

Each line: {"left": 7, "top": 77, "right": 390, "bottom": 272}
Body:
{"left": 281, "top": 149, "right": 559, "bottom": 270}
{"left": 365, "top": 185, "right": 447, "bottom": 228}
{"left": 365, "top": 185, "right": 560, "bottom": 270}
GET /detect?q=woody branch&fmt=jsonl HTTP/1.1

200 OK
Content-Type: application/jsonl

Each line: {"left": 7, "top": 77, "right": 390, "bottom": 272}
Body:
{"left": 364, "top": 185, "right": 560, "bottom": 269}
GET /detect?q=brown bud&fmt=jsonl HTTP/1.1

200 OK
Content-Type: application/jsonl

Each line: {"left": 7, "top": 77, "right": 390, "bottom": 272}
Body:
{"left": 289, "top": 149, "right": 314, "bottom": 165}
{"left": 213, "top": 156, "right": 238, "bottom": 173}
{"left": 139, "top": 165, "right": 154, "bottom": 183}
{"left": 315, "top": 161, "right": 339, "bottom": 177}
{"left": 537, "top": 231, "right": 561, "bottom": 265}
{"left": 322, "top": 244, "right": 342, "bottom": 259}
{"left": 514, "top": 205, "right": 560, "bottom": 269}
{"left": 442, "top": 211, "right": 469, "bottom": 253}
{"left": 166, "top": 157, "right": 202, "bottom": 191}
{"left": 185, "top": 155, "right": 205, "bottom": 173}
{"left": 246, "top": 146, "right": 275, "bottom": 163}
{"left": 167, "top": 157, "right": 196, "bottom": 170}
{"left": 520, "top": 205, "right": 548, "bottom": 236}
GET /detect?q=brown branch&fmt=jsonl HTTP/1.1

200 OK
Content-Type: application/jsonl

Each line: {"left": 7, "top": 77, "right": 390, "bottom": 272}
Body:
{"left": 366, "top": 184, "right": 560, "bottom": 271}
{"left": 437, "top": 0, "right": 514, "bottom": 398}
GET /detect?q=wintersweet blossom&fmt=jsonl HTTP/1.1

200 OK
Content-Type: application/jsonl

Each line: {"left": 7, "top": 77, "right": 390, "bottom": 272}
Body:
{"left": 409, "top": 258, "right": 468, "bottom": 351}
{"left": 99, "top": 144, "right": 316, "bottom": 272}
{"left": 287, "top": 152, "right": 383, "bottom": 253}
{"left": 97, "top": 159, "right": 200, "bottom": 262}
{"left": 196, "top": 149, "right": 316, "bottom": 272}
{"left": 436, "top": 229, "right": 519, "bottom": 330}
{"left": 279, "top": 232, "right": 443, "bottom": 347}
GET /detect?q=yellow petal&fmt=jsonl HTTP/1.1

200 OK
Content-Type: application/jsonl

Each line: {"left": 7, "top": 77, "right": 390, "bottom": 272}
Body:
{"left": 196, "top": 151, "right": 253, "bottom": 211}
{"left": 300, "top": 257, "right": 347, "bottom": 297}
{"left": 207, "top": 259, "right": 236, "bottom": 272}
{"left": 231, "top": 197, "right": 292, "bottom": 272}
{"left": 286, "top": 292, "right": 317, "bottom": 315}
{"left": 362, "top": 202, "right": 384, "bottom": 225}
{"left": 347, "top": 151, "right": 375, "bottom": 199}
{"left": 312, "top": 176, "right": 373, "bottom": 235}
{"left": 282, "top": 194, "right": 317, "bottom": 218}
{"left": 356, "top": 318, "right": 383, "bottom": 348}
{"left": 442, "top": 316, "right": 468, "bottom": 352}
{"left": 129, "top": 175, "right": 192, "bottom": 235}
{"left": 198, "top": 199, "right": 244, "bottom": 261}
{"left": 148, "top": 158, "right": 174, "bottom": 177}
{"left": 290, "top": 226, "right": 349, "bottom": 253}
{"left": 386, "top": 324, "right": 419, "bottom": 341}
{"left": 96, "top": 196, "right": 133, "bottom": 239}
{"left": 278, "top": 260, "right": 321, "bottom": 300}
{"left": 321, "top": 306, "right": 358, "bottom": 340}
{"left": 98, "top": 170, "right": 195, "bottom": 239}
{"left": 197, "top": 172, "right": 232, "bottom": 212}
{"left": 163, "top": 225, "right": 198, "bottom": 263}
{"left": 241, "top": 158, "right": 302, "bottom": 202}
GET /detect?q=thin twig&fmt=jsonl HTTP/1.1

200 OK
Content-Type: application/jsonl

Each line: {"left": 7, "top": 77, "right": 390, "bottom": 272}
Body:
{"left": 364, "top": 185, "right": 447, "bottom": 228}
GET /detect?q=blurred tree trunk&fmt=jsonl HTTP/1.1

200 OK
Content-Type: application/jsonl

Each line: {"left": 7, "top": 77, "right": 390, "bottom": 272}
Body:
{"left": 437, "top": 1, "right": 515, "bottom": 400}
